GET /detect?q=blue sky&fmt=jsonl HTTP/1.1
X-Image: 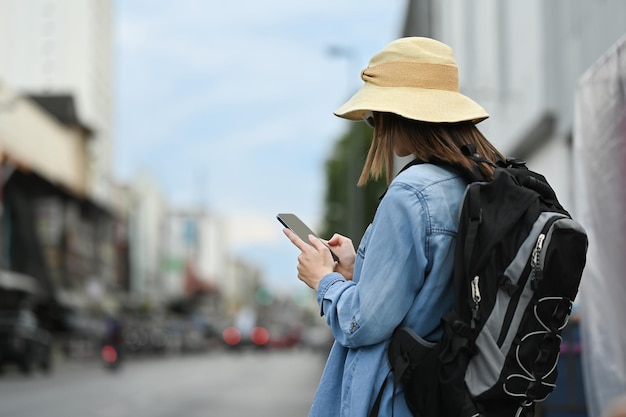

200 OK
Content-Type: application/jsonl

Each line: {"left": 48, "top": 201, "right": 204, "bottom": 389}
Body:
{"left": 113, "top": 0, "right": 405, "bottom": 295}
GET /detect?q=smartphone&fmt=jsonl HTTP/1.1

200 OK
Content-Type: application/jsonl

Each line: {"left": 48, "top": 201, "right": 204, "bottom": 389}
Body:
{"left": 277, "top": 213, "right": 340, "bottom": 263}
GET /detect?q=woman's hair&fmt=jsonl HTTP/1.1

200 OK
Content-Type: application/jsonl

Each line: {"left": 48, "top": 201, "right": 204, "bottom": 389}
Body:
{"left": 358, "top": 112, "right": 505, "bottom": 186}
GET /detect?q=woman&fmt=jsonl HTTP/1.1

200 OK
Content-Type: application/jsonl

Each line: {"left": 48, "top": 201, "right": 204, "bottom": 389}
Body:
{"left": 283, "top": 37, "right": 504, "bottom": 417}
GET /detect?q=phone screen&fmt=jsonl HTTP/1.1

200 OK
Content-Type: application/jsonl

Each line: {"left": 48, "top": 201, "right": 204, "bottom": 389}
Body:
{"left": 277, "top": 213, "right": 339, "bottom": 262}
{"left": 277, "top": 213, "right": 318, "bottom": 241}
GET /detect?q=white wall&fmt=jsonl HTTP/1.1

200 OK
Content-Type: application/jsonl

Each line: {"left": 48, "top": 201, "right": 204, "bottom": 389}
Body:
{"left": 0, "top": 0, "right": 114, "bottom": 204}
{"left": 128, "top": 172, "right": 167, "bottom": 304}
{"left": 437, "top": 0, "right": 547, "bottom": 155}
{"left": 0, "top": 88, "right": 89, "bottom": 195}
{"left": 161, "top": 209, "right": 229, "bottom": 300}
{"left": 433, "top": 0, "right": 626, "bottom": 216}
{"left": 197, "top": 212, "right": 228, "bottom": 286}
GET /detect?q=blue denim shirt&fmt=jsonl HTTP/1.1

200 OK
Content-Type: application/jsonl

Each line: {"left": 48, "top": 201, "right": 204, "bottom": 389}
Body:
{"left": 309, "top": 163, "right": 467, "bottom": 417}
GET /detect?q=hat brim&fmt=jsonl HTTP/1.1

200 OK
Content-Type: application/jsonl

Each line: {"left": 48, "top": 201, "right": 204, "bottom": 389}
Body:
{"left": 334, "top": 83, "right": 489, "bottom": 124}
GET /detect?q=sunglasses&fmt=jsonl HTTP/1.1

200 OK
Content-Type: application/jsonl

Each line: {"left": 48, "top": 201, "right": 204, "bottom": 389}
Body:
{"left": 362, "top": 111, "right": 375, "bottom": 128}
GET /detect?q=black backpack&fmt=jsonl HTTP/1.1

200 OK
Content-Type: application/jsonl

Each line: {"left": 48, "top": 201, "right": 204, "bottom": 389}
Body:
{"left": 370, "top": 151, "right": 588, "bottom": 417}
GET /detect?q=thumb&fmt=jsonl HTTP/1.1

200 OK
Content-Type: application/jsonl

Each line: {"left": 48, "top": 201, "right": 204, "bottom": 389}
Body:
{"left": 327, "top": 233, "right": 342, "bottom": 246}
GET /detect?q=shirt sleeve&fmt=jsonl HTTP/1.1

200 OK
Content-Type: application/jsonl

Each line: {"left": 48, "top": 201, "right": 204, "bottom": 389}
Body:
{"left": 317, "top": 182, "right": 430, "bottom": 348}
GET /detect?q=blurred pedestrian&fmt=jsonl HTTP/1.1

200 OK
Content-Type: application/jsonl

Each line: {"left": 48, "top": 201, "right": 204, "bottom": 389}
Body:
{"left": 101, "top": 313, "right": 123, "bottom": 368}
{"left": 104, "top": 314, "right": 123, "bottom": 347}
{"left": 283, "top": 37, "right": 504, "bottom": 417}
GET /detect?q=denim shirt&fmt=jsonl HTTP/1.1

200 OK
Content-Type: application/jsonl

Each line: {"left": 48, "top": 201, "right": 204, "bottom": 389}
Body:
{"left": 308, "top": 163, "right": 467, "bottom": 417}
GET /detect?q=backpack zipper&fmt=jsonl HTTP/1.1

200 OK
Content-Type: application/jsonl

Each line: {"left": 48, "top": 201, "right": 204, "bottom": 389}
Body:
{"left": 532, "top": 234, "right": 545, "bottom": 265}
{"left": 530, "top": 234, "right": 546, "bottom": 288}
{"left": 495, "top": 220, "right": 555, "bottom": 348}
{"left": 471, "top": 276, "right": 481, "bottom": 326}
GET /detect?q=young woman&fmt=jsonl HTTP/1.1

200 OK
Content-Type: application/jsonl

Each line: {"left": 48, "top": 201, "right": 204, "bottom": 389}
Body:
{"left": 283, "top": 37, "right": 504, "bottom": 417}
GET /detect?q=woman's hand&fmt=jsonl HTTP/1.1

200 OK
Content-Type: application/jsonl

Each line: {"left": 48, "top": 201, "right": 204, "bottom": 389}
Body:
{"left": 326, "top": 234, "right": 356, "bottom": 280}
{"left": 283, "top": 229, "right": 336, "bottom": 291}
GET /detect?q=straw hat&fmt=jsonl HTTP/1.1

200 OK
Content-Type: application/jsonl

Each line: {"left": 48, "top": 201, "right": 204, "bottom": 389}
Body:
{"left": 334, "top": 37, "right": 489, "bottom": 124}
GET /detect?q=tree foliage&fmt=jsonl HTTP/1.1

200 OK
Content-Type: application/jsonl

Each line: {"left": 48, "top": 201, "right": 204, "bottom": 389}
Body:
{"left": 320, "top": 122, "right": 387, "bottom": 246}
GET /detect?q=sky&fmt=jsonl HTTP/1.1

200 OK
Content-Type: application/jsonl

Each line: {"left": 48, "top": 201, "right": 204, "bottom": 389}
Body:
{"left": 113, "top": 0, "right": 406, "bottom": 295}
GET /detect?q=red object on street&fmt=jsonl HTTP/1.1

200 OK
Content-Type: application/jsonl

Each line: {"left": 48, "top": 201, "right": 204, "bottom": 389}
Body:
{"left": 222, "top": 326, "right": 242, "bottom": 346}
{"left": 101, "top": 345, "right": 118, "bottom": 363}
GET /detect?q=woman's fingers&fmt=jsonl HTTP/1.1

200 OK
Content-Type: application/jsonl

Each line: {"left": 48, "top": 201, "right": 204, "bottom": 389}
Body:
{"left": 283, "top": 228, "right": 309, "bottom": 251}
{"left": 308, "top": 234, "right": 327, "bottom": 250}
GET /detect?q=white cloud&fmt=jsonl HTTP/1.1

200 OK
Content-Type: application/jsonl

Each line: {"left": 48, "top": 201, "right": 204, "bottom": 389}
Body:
{"left": 114, "top": 0, "right": 405, "bottom": 288}
{"left": 227, "top": 212, "right": 282, "bottom": 247}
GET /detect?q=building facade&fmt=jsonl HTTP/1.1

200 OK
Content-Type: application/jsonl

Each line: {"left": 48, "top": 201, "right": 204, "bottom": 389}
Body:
{"left": 402, "top": 1, "right": 626, "bottom": 416}
{"left": 403, "top": 0, "right": 626, "bottom": 213}
{"left": 0, "top": 0, "right": 115, "bottom": 205}
{"left": 0, "top": 85, "right": 125, "bottom": 334}
{"left": 0, "top": 0, "right": 124, "bottom": 344}
{"left": 126, "top": 172, "right": 167, "bottom": 307}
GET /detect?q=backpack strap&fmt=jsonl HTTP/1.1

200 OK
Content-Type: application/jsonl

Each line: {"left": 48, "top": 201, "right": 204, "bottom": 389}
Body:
{"left": 459, "top": 144, "right": 494, "bottom": 183}
{"left": 460, "top": 144, "right": 496, "bottom": 168}
{"left": 463, "top": 184, "right": 482, "bottom": 272}
{"left": 368, "top": 372, "right": 390, "bottom": 417}
{"left": 369, "top": 328, "right": 440, "bottom": 417}
{"left": 369, "top": 369, "right": 400, "bottom": 417}
{"left": 378, "top": 158, "right": 427, "bottom": 201}
{"left": 439, "top": 313, "right": 481, "bottom": 417}
{"left": 368, "top": 338, "right": 418, "bottom": 417}
{"left": 378, "top": 144, "right": 494, "bottom": 203}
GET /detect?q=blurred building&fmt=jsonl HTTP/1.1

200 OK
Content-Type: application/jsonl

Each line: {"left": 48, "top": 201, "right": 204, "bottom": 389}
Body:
{"left": 0, "top": 0, "right": 282, "bottom": 356}
{"left": 126, "top": 172, "right": 167, "bottom": 308}
{"left": 0, "top": 0, "right": 115, "bottom": 205}
{"left": 573, "top": 35, "right": 626, "bottom": 417}
{"left": 0, "top": 0, "right": 125, "bottom": 354}
{"left": 161, "top": 208, "right": 226, "bottom": 317}
{"left": 403, "top": 0, "right": 626, "bottom": 213}
{"left": 402, "top": 1, "right": 626, "bottom": 416}
{"left": 223, "top": 258, "right": 263, "bottom": 321}
{"left": 162, "top": 209, "right": 225, "bottom": 297}
{"left": 0, "top": 84, "right": 126, "bottom": 334}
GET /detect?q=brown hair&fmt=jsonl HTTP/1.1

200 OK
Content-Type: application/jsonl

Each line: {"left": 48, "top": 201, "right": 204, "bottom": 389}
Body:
{"left": 358, "top": 112, "right": 505, "bottom": 186}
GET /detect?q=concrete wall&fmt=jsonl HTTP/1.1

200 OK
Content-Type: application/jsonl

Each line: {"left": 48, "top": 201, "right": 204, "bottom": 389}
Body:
{"left": 425, "top": 0, "right": 626, "bottom": 214}
{"left": 162, "top": 209, "right": 228, "bottom": 300}
{"left": 127, "top": 172, "right": 167, "bottom": 305}
{"left": 0, "top": 0, "right": 115, "bottom": 204}
{"left": 0, "top": 89, "right": 89, "bottom": 195}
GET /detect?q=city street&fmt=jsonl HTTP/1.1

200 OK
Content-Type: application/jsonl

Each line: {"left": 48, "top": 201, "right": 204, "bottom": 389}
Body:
{"left": 0, "top": 349, "right": 327, "bottom": 417}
